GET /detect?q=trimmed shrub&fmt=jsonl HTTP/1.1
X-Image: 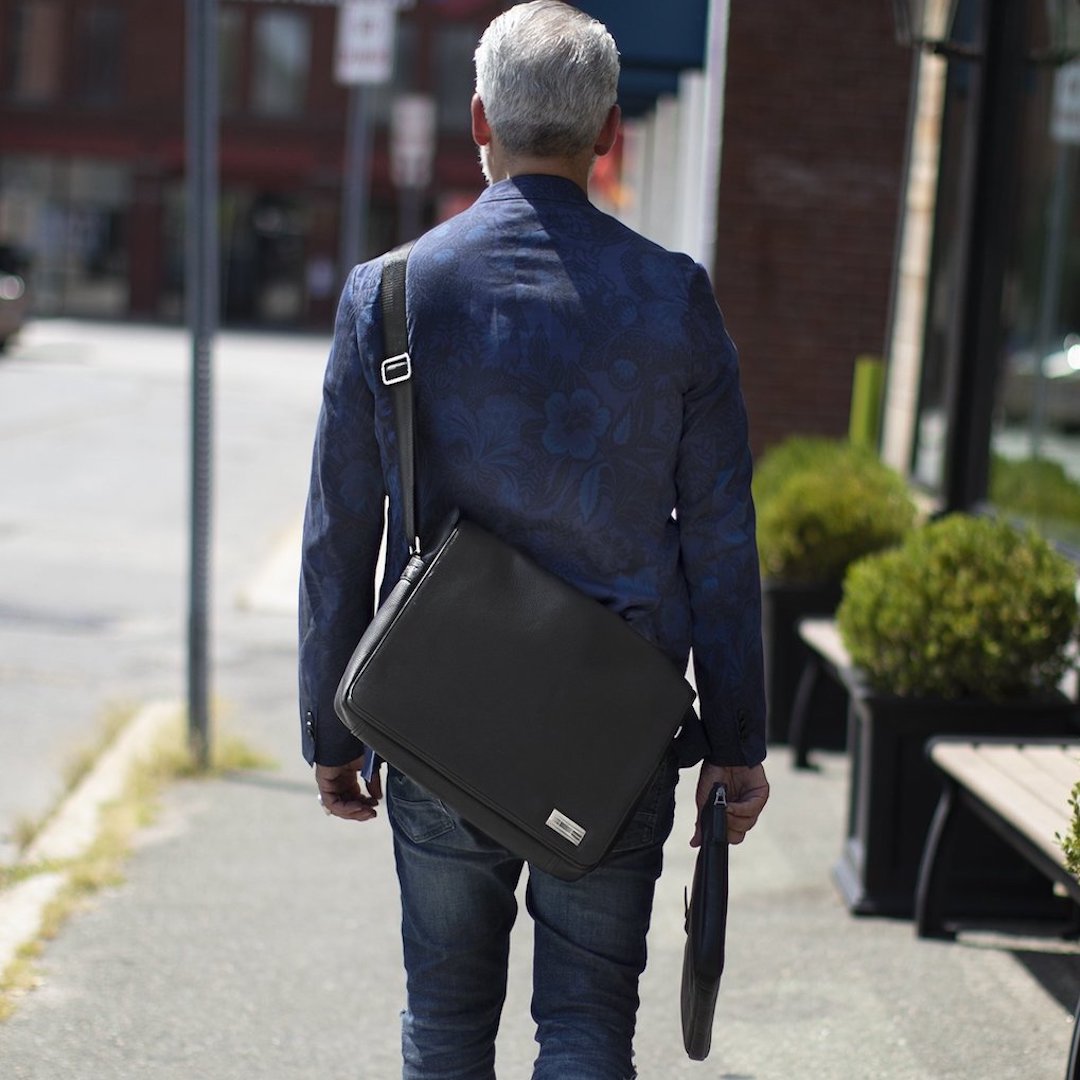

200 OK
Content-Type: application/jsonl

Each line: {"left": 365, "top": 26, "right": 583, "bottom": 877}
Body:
{"left": 837, "top": 514, "right": 1078, "bottom": 699}
{"left": 754, "top": 438, "right": 917, "bottom": 584}
{"left": 753, "top": 436, "right": 860, "bottom": 508}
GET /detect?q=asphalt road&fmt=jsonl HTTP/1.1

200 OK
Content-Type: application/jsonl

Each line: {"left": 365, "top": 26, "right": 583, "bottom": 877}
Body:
{"left": 0, "top": 318, "right": 328, "bottom": 859}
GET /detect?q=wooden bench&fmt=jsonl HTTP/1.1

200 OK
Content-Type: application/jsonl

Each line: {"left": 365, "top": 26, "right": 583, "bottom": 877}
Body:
{"left": 915, "top": 737, "right": 1080, "bottom": 1079}
{"left": 788, "top": 618, "right": 855, "bottom": 768}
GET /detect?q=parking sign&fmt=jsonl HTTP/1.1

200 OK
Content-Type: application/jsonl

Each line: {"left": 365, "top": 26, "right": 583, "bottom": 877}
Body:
{"left": 335, "top": 0, "right": 396, "bottom": 86}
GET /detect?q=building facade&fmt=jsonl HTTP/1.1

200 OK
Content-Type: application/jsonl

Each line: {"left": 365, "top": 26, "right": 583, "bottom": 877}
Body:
{"left": 0, "top": 0, "right": 498, "bottom": 328}
{"left": 0, "top": 0, "right": 913, "bottom": 459}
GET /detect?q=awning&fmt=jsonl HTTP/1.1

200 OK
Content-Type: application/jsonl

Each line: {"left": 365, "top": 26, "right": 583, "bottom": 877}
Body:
{"left": 579, "top": 0, "right": 709, "bottom": 116}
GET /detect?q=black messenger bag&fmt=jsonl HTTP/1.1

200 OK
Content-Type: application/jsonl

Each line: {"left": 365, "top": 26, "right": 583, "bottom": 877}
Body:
{"left": 333, "top": 243, "right": 696, "bottom": 881}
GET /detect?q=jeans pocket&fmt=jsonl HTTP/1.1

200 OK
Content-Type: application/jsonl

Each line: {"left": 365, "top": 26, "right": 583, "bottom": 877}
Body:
{"left": 611, "top": 750, "right": 678, "bottom": 854}
{"left": 387, "top": 768, "right": 456, "bottom": 845}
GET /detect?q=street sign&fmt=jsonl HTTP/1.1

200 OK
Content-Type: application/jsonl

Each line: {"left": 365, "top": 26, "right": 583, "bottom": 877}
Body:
{"left": 1051, "top": 60, "right": 1080, "bottom": 145}
{"left": 335, "top": 0, "right": 396, "bottom": 86}
{"left": 391, "top": 93, "right": 437, "bottom": 188}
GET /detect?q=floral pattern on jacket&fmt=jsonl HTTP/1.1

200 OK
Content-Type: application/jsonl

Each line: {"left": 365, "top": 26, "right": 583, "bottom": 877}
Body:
{"left": 298, "top": 174, "right": 766, "bottom": 769}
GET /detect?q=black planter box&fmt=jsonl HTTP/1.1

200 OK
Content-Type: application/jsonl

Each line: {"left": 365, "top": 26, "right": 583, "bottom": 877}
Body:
{"left": 833, "top": 675, "right": 1080, "bottom": 919}
{"left": 761, "top": 578, "right": 844, "bottom": 746}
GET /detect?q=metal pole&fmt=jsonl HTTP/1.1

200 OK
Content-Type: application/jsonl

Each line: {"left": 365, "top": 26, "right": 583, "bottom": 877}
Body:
{"left": 1030, "top": 144, "right": 1071, "bottom": 459}
{"left": 340, "top": 86, "right": 373, "bottom": 277}
{"left": 185, "top": 0, "right": 219, "bottom": 769}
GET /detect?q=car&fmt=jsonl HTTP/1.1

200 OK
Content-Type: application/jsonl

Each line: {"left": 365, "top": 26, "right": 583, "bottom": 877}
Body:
{"left": 0, "top": 244, "right": 29, "bottom": 352}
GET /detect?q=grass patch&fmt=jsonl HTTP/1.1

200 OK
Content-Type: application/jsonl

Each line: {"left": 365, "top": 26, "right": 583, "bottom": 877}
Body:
{"left": 0, "top": 707, "right": 274, "bottom": 1021}
{"left": 0, "top": 944, "right": 43, "bottom": 1023}
{"left": 0, "top": 860, "right": 67, "bottom": 892}
{"left": 160, "top": 727, "right": 277, "bottom": 780}
{"left": 10, "top": 816, "right": 41, "bottom": 854}
{"left": 9, "top": 702, "right": 138, "bottom": 856}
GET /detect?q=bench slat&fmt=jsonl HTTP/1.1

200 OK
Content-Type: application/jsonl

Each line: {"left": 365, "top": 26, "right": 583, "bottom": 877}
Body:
{"left": 983, "top": 745, "right": 1077, "bottom": 811}
{"left": 929, "top": 743, "right": 1080, "bottom": 867}
{"left": 929, "top": 744, "right": 1077, "bottom": 814}
{"left": 1028, "top": 745, "right": 1080, "bottom": 791}
{"left": 930, "top": 743, "right": 1080, "bottom": 809}
{"left": 797, "top": 618, "right": 852, "bottom": 671}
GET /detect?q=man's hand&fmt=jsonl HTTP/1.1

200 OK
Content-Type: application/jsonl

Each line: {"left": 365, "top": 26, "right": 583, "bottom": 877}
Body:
{"left": 691, "top": 761, "right": 769, "bottom": 847}
{"left": 315, "top": 755, "right": 383, "bottom": 822}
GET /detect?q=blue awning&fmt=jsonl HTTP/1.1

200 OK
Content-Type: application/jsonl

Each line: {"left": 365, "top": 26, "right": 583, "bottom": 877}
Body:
{"left": 579, "top": 0, "right": 708, "bottom": 71}
{"left": 578, "top": 1, "right": 709, "bottom": 116}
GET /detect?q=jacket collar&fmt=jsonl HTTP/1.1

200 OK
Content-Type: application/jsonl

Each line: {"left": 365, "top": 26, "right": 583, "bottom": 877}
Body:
{"left": 477, "top": 174, "right": 592, "bottom": 206}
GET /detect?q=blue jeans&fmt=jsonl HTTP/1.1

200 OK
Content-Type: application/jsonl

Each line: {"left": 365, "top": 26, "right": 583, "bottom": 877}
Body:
{"left": 385, "top": 752, "right": 679, "bottom": 1080}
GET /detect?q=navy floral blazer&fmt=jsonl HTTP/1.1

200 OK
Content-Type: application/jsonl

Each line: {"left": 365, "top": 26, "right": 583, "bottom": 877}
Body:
{"left": 299, "top": 174, "right": 766, "bottom": 770}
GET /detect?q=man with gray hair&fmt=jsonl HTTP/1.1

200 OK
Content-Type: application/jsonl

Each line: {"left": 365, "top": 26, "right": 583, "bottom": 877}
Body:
{"left": 300, "top": 3, "right": 769, "bottom": 1076}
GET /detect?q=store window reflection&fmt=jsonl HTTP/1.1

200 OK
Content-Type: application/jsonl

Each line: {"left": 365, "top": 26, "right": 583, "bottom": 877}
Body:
{"left": 252, "top": 10, "right": 311, "bottom": 117}
{"left": 990, "top": 7, "right": 1080, "bottom": 547}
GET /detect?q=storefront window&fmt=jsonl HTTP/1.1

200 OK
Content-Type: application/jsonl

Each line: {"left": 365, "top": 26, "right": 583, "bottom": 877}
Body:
{"left": 990, "top": 6, "right": 1080, "bottom": 548}
{"left": 5, "top": 1, "right": 64, "bottom": 103}
{"left": 252, "top": 10, "right": 311, "bottom": 117}
{"left": 219, "top": 7, "right": 245, "bottom": 115}
{"left": 74, "top": 6, "right": 125, "bottom": 106}
{"left": 0, "top": 156, "right": 131, "bottom": 318}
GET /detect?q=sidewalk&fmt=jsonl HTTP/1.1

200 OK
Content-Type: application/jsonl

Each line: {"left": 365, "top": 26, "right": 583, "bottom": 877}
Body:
{"left": 0, "top": 604, "right": 1078, "bottom": 1078}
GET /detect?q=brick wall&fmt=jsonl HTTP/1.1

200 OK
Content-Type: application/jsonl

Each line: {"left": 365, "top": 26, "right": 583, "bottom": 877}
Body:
{"left": 715, "top": 3, "right": 913, "bottom": 456}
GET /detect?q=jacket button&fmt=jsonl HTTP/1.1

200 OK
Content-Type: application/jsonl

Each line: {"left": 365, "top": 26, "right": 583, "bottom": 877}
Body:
{"left": 305, "top": 710, "right": 315, "bottom": 737}
{"left": 737, "top": 710, "right": 748, "bottom": 737}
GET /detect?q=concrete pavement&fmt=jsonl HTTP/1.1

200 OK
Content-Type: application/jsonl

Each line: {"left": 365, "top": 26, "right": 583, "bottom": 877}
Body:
{"left": 0, "top": 588, "right": 1077, "bottom": 1079}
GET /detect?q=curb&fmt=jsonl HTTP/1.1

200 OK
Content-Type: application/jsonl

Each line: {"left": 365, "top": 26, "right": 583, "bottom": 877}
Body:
{"left": 0, "top": 701, "right": 181, "bottom": 977}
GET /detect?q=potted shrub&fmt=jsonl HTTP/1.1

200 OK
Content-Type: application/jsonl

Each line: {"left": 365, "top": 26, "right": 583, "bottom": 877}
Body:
{"left": 1060, "top": 782, "right": 1080, "bottom": 879}
{"left": 754, "top": 437, "right": 916, "bottom": 746}
{"left": 834, "top": 514, "right": 1080, "bottom": 917}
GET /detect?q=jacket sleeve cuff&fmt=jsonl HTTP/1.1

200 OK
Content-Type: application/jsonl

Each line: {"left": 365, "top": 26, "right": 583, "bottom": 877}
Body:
{"left": 301, "top": 707, "right": 365, "bottom": 767}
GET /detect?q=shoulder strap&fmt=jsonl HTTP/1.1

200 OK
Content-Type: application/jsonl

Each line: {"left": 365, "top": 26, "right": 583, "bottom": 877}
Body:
{"left": 378, "top": 241, "right": 419, "bottom": 553}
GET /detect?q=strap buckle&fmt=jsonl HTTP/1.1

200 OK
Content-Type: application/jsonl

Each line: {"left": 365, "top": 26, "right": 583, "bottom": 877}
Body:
{"left": 381, "top": 352, "right": 412, "bottom": 386}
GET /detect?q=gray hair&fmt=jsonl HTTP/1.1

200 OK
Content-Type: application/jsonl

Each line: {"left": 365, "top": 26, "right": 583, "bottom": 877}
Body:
{"left": 474, "top": 1, "right": 620, "bottom": 159}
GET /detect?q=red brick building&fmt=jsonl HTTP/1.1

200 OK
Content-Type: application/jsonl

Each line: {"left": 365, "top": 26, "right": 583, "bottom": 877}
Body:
{"left": 716, "top": 5, "right": 911, "bottom": 451}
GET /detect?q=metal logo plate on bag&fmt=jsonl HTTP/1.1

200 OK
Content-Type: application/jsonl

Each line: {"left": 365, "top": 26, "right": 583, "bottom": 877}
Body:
{"left": 546, "top": 809, "right": 586, "bottom": 846}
